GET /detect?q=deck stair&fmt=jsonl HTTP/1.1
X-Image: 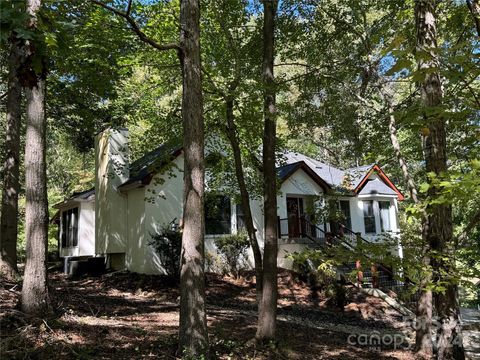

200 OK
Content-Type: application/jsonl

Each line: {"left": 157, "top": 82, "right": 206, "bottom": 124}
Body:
{"left": 279, "top": 216, "right": 418, "bottom": 310}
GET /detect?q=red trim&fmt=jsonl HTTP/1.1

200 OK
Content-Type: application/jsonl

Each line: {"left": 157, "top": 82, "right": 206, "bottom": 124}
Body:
{"left": 354, "top": 164, "right": 404, "bottom": 201}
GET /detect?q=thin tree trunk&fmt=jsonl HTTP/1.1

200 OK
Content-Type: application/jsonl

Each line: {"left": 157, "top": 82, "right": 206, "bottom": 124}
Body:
{"left": 467, "top": 0, "right": 480, "bottom": 37}
{"left": 387, "top": 104, "right": 419, "bottom": 204}
{"left": 386, "top": 106, "right": 434, "bottom": 337}
{"left": 0, "top": 35, "right": 22, "bottom": 281}
{"left": 256, "top": 0, "right": 278, "bottom": 342}
{"left": 177, "top": 0, "right": 208, "bottom": 356}
{"left": 415, "top": 1, "right": 465, "bottom": 359}
{"left": 225, "top": 98, "right": 263, "bottom": 303}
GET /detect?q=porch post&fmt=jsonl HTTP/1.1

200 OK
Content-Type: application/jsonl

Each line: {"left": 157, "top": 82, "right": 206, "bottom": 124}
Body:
{"left": 355, "top": 232, "right": 363, "bottom": 287}
{"left": 371, "top": 263, "right": 378, "bottom": 288}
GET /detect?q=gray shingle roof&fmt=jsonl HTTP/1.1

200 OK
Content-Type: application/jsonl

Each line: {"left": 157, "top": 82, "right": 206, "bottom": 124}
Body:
{"left": 358, "top": 178, "right": 398, "bottom": 196}
{"left": 70, "top": 188, "right": 95, "bottom": 201}
{"left": 276, "top": 161, "right": 331, "bottom": 191}
{"left": 282, "top": 151, "right": 347, "bottom": 187}
{"left": 53, "top": 187, "right": 95, "bottom": 209}
{"left": 62, "top": 148, "right": 397, "bottom": 200}
{"left": 282, "top": 151, "right": 376, "bottom": 193}
{"left": 119, "top": 143, "right": 182, "bottom": 188}
{"left": 344, "top": 164, "right": 374, "bottom": 188}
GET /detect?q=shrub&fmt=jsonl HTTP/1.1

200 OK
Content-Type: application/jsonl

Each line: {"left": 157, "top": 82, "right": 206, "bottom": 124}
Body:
{"left": 149, "top": 225, "right": 182, "bottom": 281}
{"left": 205, "top": 251, "right": 222, "bottom": 273}
{"left": 288, "top": 250, "right": 347, "bottom": 310}
{"left": 214, "top": 231, "right": 250, "bottom": 277}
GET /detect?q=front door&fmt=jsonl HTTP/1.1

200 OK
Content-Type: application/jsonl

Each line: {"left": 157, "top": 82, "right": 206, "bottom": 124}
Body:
{"left": 287, "top": 197, "right": 304, "bottom": 238}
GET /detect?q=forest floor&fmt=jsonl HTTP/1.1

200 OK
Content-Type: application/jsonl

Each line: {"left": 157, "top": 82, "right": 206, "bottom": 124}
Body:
{"left": 1, "top": 269, "right": 427, "bottom": 359}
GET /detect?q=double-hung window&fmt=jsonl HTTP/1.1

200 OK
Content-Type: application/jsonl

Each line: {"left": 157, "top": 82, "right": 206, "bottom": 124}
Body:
{"left": 338, "top": 200, "right": 352, "bottom": 229}
{"left": 363, "top": 200, "right": 376, "bottom": 234}
{"left": 379, "top": 201, "right": 391, "bottom": 232}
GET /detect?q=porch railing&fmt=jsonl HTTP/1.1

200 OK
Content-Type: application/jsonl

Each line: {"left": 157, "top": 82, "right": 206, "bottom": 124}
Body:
{"left": 278, "top": 216, "right": 419, "bottom": 307}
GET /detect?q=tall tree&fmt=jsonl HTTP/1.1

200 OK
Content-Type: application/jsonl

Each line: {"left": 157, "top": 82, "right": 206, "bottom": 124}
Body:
{"left": 256, "top": 0, "right": 278, "bottom": 342}
{"left": 225, "top": 98, "right": 263, "bottom": 303}
{"left": 414, "top": 0, "right": 465, "bottom": 358}
{"left": 90, "top": 0, "right": 209, "bottom": 354}
{"left": 20, "top": 0, "right": 51, "bottom": 316}
{"left": 201, "top": 0, "right": 264, "bottom": 302}
{"left": 0, "top": 35, "right": 22, "bottom": 281}
{"left": 177, "top": 0, "right": 209, "bottom": 355}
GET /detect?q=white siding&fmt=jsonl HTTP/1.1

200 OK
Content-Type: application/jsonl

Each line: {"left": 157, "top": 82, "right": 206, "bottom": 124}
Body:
{"left": 59, "top": 201, "right": 95, "bottom": 257}
{"left": 125, "top": 188, "right": 146, "bottom": 272}
{"left": 277, "top": 168, "right": 325, "bottom": 220}
{"left": 142, "top": 155, "right": 184, "bottom": 274}
{"left": 78, "top": 202, "right": 95, "bottom": 256}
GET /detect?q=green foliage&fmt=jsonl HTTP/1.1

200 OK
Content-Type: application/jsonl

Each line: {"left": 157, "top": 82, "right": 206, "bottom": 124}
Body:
{"left": 2, "top": 0, "right": 475, "bottom": 307}
{"left": 148, "top": 225, "right": 182, "bottom": 280}
{"left": 288, "top": 250, "right": 347, "bottom": 309}
{"left": 213, "top": 231, "right": 250, "bottom": 277}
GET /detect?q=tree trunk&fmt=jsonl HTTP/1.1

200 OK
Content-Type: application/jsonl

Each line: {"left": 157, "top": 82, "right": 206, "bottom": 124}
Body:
{"left": 21, "top": 78, "right": 51, "bottom": 316}
{"left": 225, "top": 98, "right": 263, "bottom": 303}
{"left": 415, "top": 1, "right": 465, "bottom": 359}
{"left": 414, "top": 250, "right": 434, "bottom": 357}
{"left": 256, "top": 0, "right": 278, "bottom": 342}
{"left": 467, "top": 0, "right": 480, "bottom": 37}
{"left": 0, "top": 35, "right": 22, "bottom": 281}
{"left": 177, "top": 0, "right": 208, "bottom": 356}
{"left": 387, "top": 104, "right": 419, "bottom": 204}
{"left": 383, "top": 88, "right": 436, "bottom": 358}
{"left": 20, "top": 0, "right": 51, "bottom": 317}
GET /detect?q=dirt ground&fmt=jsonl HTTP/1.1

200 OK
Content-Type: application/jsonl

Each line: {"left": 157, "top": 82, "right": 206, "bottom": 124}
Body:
{"left": 0, "top": 269, "right": 418, "bottom": 359}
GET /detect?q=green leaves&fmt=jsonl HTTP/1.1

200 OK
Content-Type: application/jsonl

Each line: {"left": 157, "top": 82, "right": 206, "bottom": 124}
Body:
{"left": 385, "top": 57, "right": 413, "bottom": 76}
{"left": 419, "top": 182, "right": 430, "bottom": 193}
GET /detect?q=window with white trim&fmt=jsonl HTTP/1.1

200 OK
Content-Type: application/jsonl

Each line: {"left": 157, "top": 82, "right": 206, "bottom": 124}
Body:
{"left": 379, "top": 201, "right": 391, "bottom": 232}
{"left": 363, "top": 200, "right": 376, "bottom": 234}
{"left": 61, "top": 207, "right": 78, "bottom": 248}
{"left": 338, "top": 200, "right": 352, "bottom": 229}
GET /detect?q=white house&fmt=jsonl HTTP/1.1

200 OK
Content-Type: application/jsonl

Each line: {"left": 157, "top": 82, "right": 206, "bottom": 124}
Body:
{"left": 54, "top": 128, "right": 404, "bottom": 274}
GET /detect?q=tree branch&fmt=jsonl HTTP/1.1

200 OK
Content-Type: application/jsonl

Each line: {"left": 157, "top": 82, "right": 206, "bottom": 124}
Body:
{"left": 467, "top": 0, "right": 480, "bottom": 37}
{"left": 90, "top": 0, "right": 180, "bottom": 52}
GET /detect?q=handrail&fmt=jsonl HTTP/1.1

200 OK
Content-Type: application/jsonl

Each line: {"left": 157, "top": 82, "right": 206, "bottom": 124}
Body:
{"left": 338, "top": 223, "right": 374, "bottom": 245}
{"left": 277, "top": 216, "right": 415, "bottom": 285}
{"left": 301, "top": 217, "right": 403, "bottom": 281}
{"left": 282, "top": 216, "right": 418, "bottom": 304}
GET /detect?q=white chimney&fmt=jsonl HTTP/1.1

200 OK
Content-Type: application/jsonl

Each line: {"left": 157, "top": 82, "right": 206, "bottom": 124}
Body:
{"left": 95, "top": 128, "right": 129, "bottom": 255}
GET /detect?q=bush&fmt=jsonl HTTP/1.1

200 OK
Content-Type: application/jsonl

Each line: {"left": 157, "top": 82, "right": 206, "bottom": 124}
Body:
{"left": 214, "top": 231, "right": 250, "bottom": 277}
{"left": 149, "top": 226, "right": 182, "bottom": 281}
{"left": 289, "top": 250, "right": 347, "bottom": 310}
